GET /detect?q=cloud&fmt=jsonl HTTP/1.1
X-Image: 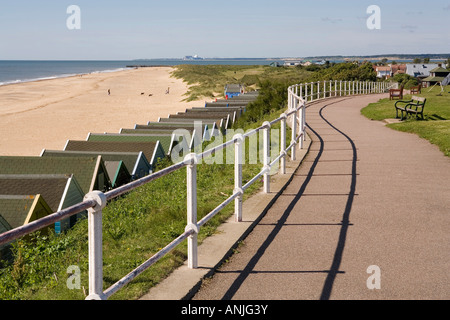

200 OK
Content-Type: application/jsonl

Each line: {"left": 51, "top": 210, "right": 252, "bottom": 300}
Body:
{"left": 401, "top": 25, "right": 418, "bottom": 33}
{"left": 321, "top": 17, "right": 343, "bottom": 24}
{"left": 406, "top": 11, "right": 423, "bottom": 15}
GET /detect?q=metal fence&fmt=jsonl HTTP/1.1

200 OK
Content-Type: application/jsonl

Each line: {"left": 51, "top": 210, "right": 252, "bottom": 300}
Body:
{"left": 0, "top": 80, "right": 390, "bottom": 300}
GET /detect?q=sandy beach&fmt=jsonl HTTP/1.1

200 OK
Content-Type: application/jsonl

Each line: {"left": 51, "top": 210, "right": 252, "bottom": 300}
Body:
{"left": 0, "top": 67, "right": 203, "bottom": 156}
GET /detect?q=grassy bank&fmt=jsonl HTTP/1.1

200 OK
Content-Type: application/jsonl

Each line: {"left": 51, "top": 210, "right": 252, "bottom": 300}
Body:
{"left": 361, "top": 85, "right": 450, "bottom": 157}
{"left": 171, "top": 64, "right": 313, "bottom": 101}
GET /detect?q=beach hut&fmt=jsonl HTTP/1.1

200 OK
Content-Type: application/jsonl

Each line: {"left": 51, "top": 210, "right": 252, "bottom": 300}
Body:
{"left": 0, "top": 174, "right": 85, "bottom": 233}
{"left": 224, "top": 84, "right": 245, "bottom": 99}
{"left": 41, "top": 150, "right": 152, "bottom": 181}
{"left": 104, "top": 161, "right": 131, "bottom": 188}
{"left": 0, "top": 195, "right": 54, "bottom": 257}
{"left": 87, "top": 132, "right": 176, "bottom": 156}
{"left": 0, "top": 156, "right": 112, "bottom": 195}
{"left": 64, "top": 141, "right": 165, "bottom": 173}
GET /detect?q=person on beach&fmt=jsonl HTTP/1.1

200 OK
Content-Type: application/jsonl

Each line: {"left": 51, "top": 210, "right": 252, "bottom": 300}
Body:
{"left": 166, "top": 87, "right": 170, "bottom": 94}
{"left": 108, "top": 89, "right": 111, "bottom": 95}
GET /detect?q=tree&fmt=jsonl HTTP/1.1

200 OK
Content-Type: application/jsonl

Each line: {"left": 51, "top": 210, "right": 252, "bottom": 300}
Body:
{"left": 413, "top": 58, "right": 422, "bottom": 64}
{"left": 423, "top": 58, "right": 430, "bottom": 64}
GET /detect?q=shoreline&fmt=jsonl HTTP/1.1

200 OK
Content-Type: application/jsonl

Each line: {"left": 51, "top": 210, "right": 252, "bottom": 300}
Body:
{"left": 0, "top": 67, "right": 134, "bottom": 88}
{"left": 0, "top": 66, "right": 204, "bottom": 157}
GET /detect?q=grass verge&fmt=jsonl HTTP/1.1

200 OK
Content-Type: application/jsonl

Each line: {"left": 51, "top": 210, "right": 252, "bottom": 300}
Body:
{"left": 361, "top": 85, "right": 450, "bottom": 157}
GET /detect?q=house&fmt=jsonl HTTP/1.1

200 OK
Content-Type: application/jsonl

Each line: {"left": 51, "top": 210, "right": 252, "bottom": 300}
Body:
{"left": 391, "top": 64, "right": 407, "bottom": 76}
{"left": 422, "top": 66, "right": 450, "bottom": 86}
{"left": 224, "top": 84, "right": 244, "bottom": 99}
{"left": 64, "top": 141, "right": 165, "bottom": 173}
{"left": 0, "top": 156, "right": 112, "bottom": 195}
{"left": 41, "top": 150, "right": 152, "bottom": 181}
{"left": 406, "top": 64, "right": 439, "bottom": 80}
{"left": 0, "top": 174, "right": 85, "bottom": 234}
{"left": 374, "top": 66, "right": 392, "bottom": 79}
{"left": 283, "top": 61, "right": 302, "bottom": 67}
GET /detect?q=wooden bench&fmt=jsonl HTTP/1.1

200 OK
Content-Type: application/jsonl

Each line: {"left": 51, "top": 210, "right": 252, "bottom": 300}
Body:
{"left": 410, "top": 84, "right": 422, "bottom": 94}
{"left": 395, "top": 96, "right": 427, "bottom": 121}
{"left": 389, "top": 85, "right": 404, "bottom": 100}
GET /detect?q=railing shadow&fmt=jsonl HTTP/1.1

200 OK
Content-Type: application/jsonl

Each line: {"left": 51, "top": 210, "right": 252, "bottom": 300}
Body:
{"left": 318, "top": 105, "right": 357, "bottom": 300}
{"left": 217, "top": 101, "right": 358, "bottom": 300}
{"left": 219, "top": 121, "right": 325, "bottom": 300}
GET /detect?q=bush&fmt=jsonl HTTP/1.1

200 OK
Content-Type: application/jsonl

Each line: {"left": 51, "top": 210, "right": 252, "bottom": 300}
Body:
{"left": 393, "top": 73, "right": 418, "bottom": 88}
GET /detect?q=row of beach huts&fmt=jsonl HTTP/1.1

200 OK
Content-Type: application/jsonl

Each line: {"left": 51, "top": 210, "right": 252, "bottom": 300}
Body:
{"left": 0, "top": 87, "right": 258, "bottom": 254}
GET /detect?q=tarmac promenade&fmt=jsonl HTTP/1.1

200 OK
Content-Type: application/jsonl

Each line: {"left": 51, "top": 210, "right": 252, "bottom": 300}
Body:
{"left": 145, "top": 94, "right": 450, "bottom": 300}
{"left": 194, "top": 95, "right": 450, "bottom": 300}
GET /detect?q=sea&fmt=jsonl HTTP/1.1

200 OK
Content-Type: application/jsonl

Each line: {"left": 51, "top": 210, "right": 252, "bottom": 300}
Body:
{"left": 0, "top": 59, "right": 287, "bottom": 87}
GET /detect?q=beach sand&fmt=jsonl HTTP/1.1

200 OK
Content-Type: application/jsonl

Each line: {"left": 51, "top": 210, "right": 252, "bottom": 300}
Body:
{"left": 0, "top": 67, "right": 204, "bottom": 156}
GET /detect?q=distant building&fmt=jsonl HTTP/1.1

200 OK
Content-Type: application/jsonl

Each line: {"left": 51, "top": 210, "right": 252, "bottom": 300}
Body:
{"left": 406, "top": 64, "right": 439, "bottom": 80}
{"left": 374, "top": 66, "right": 391, "bottom": 79}
{"left": 391, "top": 64, "right": 407, "bottom": 76}
{"left": 422, "top": 66, "right": 450, "bottom": 86}
{"left": 373, "top": 64, "right": 407, "bottom": 79}
{"left": 183, "top": 55, "right": 203, "bottom": 60}
{"left": 283, "top": 61, "right": 302, "bottom": 67}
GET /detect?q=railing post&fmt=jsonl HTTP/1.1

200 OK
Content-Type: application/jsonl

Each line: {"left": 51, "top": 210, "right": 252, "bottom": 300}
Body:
{"left": 185, "top": 153, "right": 198, "bottom": 269}
{"left": 291, "top": 98, "right": 298, "bottom": 161}
{"left": 85, "top": 191, "right": 107, "bottom": 300}
{"left": 263, "top": 121, "right": 271, "bottom": 194}
{"left": 234, "top": 134, "right": 244, "bottom": 222}
{"left": 280, "top": 114, "right": 287, "bottom": 175}
{"left": 310, "top": 82, "right": 314, "bottom": 102}
{"left": 297, "top": 103, "right": 303, "bottom": 149}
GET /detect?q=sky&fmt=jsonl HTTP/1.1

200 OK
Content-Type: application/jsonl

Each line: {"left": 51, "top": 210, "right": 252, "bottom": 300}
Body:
{"left": 0, "top": 0, "right": 449, "bottom": 60}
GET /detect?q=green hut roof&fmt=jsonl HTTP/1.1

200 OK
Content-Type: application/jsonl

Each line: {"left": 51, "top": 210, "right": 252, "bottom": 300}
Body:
{"left": 0, "top": 156, "right": 110, "bottom": 194}
{"left": 0, "top": 174, "right": 73, "bottom": 212}
{"left": 87, "top": 133, "right": 174, "bottom": 156}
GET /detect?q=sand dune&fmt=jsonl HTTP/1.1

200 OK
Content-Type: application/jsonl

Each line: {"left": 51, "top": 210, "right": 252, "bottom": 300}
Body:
{"left": 0, "top": 67, "right": 203, "bottom": 156}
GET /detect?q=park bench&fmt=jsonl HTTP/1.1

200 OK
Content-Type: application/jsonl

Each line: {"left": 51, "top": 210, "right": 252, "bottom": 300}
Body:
{"left": 389, "top": 85, "right": 404, "bottom": 100}
{"left": 410, "top": 84, "right": 422, "bottom": 94}
{"left": 395, "top": 96, "right": 427, "bottom": 121}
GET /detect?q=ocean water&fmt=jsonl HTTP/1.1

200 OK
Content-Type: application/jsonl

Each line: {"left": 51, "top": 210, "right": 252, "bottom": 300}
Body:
{"left": 0, "top": 59, "right": 285, "bottom": 86}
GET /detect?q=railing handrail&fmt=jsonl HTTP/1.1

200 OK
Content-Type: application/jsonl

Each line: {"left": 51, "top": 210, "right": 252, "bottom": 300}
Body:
{"left": 0, "top": 79, "right": 390, "bottom": 300}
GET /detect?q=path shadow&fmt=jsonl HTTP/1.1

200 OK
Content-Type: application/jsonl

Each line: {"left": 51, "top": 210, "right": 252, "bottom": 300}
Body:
{"left": 318, "top": 106, "right": 357, "bottom": 300}
{"left": 216, "top": 101, "right": 357, "bottom": 300}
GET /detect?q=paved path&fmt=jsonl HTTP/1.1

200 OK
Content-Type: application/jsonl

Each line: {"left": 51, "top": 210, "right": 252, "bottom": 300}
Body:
{"left": 192, "top": 94, "right": 450, "bottom": 300}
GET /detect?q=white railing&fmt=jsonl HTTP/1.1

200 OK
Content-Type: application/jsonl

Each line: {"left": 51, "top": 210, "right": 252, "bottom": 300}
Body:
{"left": 0, "top": 80, "right": 390, "bottom": 300}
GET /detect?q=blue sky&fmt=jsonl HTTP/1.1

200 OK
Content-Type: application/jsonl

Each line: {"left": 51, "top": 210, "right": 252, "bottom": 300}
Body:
{"left": 0, "top": 0, "right": 449, "bottom": 60}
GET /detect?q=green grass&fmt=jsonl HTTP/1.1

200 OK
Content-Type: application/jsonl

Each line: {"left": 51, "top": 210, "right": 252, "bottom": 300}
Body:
{"left": 171, "top": 65, "right": 313, "bottom": 101}
{"left": 361, "top": 85, "right": 450, "bottom": 157}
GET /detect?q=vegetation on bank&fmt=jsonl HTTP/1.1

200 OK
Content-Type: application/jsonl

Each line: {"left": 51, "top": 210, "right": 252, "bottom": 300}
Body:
{"left": 1, "top": 61, "right": 383, "bottom": 300}
{"left": 361, "top": 85, "right": 450, "bottom": 157}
